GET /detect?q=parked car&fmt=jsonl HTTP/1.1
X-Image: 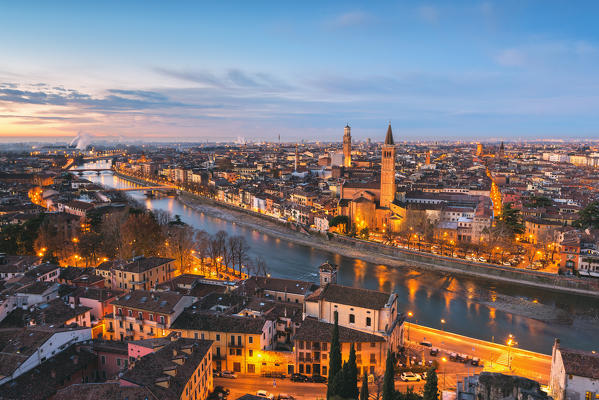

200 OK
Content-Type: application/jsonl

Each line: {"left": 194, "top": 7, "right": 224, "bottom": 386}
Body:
{"left": 208, "top": 386, "right": 230, "bottom": 400}
{"left": 220, "top": 370, "right": 237, "bottom": 379}
{"left": 290, "top": 373, "right": 309, "bottom": 382}
{"left": 277, "top": 394, "right": 295, "bottom": 400}
{"left": 310, "top": 375, "right": 327, "bottom": 383}
{"left": 400, "top": 372, "right": 421, "bottom": 382}
{"left": 479, "top": 257, "right": 487, "bottom": 262}
{"left": 449, "top": 352, "right": 458, "bottom": 361}
{"left": 263, "top": 372, "right": 286, "bottom": 379}
{"left": 420, "top": 340, "right": 432, "bottom": 347}
{"left": 256, "top": 390, "right": 274, "bottom": 399}
{"left": 471, "top": 357, "right": 480, "bottom": 366}
{"left": 502, "top": 261, "right": 512, "bottom": 266}
{"left": 429, "top": 348, "right": 439, "bottom": 356}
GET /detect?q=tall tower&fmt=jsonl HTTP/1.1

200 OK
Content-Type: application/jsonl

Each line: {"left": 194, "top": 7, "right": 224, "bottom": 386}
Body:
{"left": 425, "top": 150, "right": 432, "bottom": 165}
{"left": 294, "top": 143, "right": 299, "bottom": 172}
{"left": 380, "top": 123, "right": 396, "bottom": 208}
{"left": 343, "top": 124, "right": 352, "bottom": 168}
{"left": 476, "top": 143, "right": 483, "bottom": 157}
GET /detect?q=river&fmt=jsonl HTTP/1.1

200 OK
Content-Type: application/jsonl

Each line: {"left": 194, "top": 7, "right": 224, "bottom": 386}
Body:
{"left": 79, "top": 161, "right": 599, "bottom": 354}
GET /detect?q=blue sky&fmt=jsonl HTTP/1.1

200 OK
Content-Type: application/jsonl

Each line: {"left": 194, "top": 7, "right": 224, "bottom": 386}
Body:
{"left": 1, "top": 1, "right": 599, "bottom": 142}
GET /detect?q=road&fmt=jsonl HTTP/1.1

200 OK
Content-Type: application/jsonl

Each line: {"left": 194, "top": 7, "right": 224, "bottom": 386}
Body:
{"left": 406, "top": 323, "right": 551, "bottom": 385}
{"left": 215, "top": 361, "right": 488, "bottom": 400}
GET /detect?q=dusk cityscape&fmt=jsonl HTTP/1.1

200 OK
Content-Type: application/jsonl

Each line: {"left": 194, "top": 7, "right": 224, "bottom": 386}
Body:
{"left": 1, "top": 2, "right": 598, "bottom": 400}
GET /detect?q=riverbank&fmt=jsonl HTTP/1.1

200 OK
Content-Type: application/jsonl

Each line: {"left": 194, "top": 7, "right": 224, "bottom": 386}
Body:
{"left": 112, "top": 170, "right": 599, "bottom": 298}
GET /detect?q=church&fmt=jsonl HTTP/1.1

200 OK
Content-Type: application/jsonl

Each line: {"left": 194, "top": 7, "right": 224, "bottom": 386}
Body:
{"left": 337, "top": 124, "right": 403, "bottom": 233}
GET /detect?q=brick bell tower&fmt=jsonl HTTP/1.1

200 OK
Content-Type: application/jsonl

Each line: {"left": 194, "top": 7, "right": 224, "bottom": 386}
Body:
{"left": 380, "top": 123, "right": 396, "bottom": 208}
{"left": 343, "top": 124, "right": 352, "bottom": 168}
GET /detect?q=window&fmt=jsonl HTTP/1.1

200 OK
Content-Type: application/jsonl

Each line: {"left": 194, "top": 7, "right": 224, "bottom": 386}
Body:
{"left": 349, "top": 314, "right": 355, "bottom": 324}
{"left": 366, "top": 317, "right": 371, "bottom": 327}
{"left": 117, "top": 358, "right": 121, "bottom": 366}
{"left": 236, "top": 349, "right": 241, "bottom": 356}
{"left": 229, "top": 348, "right": 235, "bottom": 355}
{"left": 322, "top": 343, "right": 327, "bottom": 351}
{"left": 299, "top": 341, "right": 304, "bottom": 350}
{"left": 322, "top": 366, "right": 327, "bottom": 376}
{"left": 584, "top": 393, "right": 594, "bottom": 400}
{"left": 356, "top": 343, "right": 361, "bottom": 351}
{"left": 101, "top": 355, "right": 106, "bottom": 365}
{"left": 194, "top": 332, "right": 198, "bottom": 339}
{"left": 249, "top": 350, "right": 253, "bottom": 357}
{"left": 249, "top": 336, "right": 253, "bottom": 344}
{"left": 138, "top": 312, "right": 143, "bottom": 320}
{"left": 149, "top": 314, "right": 153, "bottom": 321}
{"left": 216, "top": 334, "right": 220, "bottom": 341}
{"left": 128, "top": 310, "right": 132, "bottom": 317}
{"left": 370, "top": 342, "right": 376, "bottom": 347}
{"left": 370, "top": 353, "right": 376, "bottom": 363}
{"left": 159, "top": 316, "right": 165, "bottom": 324}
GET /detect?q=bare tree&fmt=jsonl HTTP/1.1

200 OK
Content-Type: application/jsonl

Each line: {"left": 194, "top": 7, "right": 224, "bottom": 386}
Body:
{"left": 153, "top": 209, "right": 172, "bottom": 226}
{"left": 208, "top": 230, "right": 228, "bottom": 274}
{"left": 165, "top": 224, "right": 196, "bottom": 273}
{"left": 228, "top": 235, "right": 250, "bottom": 277}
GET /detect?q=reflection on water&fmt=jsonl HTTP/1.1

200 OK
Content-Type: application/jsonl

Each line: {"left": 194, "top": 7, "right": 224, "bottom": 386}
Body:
{"left": 80, "top": 165, "right": 599, "bottom": 354}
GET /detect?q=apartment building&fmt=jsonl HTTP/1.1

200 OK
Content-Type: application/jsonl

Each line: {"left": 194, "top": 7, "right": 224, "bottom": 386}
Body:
{"left": 170, "top": 310, "right": 276, "bottom": 374}
{"left": 293, "top": 317, "right": 386, "bottom": 377}
{"left": 109, "top": 290, "right": 195, "bottom": 341}
{"left": 97, "top": 257, "right": 176, "bottom": 291}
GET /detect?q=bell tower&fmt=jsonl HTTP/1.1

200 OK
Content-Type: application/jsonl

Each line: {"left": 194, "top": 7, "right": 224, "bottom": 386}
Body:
{"left": 380, "top": 123, "right": 396, "bottom": 208}
{"left": 343, "top": 124, "right": 352, "bottom": 168}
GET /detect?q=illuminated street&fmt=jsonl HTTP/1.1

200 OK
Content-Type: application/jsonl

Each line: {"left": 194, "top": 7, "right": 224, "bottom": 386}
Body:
{"left": 405, "top": 323, "right": 551, "bottom": 384}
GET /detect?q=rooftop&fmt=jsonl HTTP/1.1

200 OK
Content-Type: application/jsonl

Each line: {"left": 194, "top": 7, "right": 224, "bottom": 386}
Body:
{"left": 305, "top": 283, "right": 392, "bottom": 310}
{"left": 293, "top": 317, "right": 385, "bottom": 343}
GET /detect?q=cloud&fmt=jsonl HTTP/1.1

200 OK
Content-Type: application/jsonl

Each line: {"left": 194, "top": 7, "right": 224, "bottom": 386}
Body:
{"left": 418, "top": 6, "right": 439, "bottom": 24}
{"left": 154, "top": 67, "right": 293, "bottom": 92}
{"left": 495, "top": 48, "right": 526, "bottom": 67}
{"left": 494, "top": 40, "right": 599, "bottom": 68}
{"left": 0, "top": 85, "right": 212, "bottom": 111}
{"left": 327, "top": 11, "right": 374, "bottom": 28}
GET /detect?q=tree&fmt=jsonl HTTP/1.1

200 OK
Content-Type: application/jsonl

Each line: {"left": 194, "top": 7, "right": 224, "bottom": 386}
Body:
{"left": 422, "top": 368, "right": 439, "bottom": 400}
{"left": 574, "top": 201, "right": 599, "bottom": 230}
{"left": 360, "top": 373, "right": 369, "bottom": 400}
{"left": 228, "top": 235, "right": 250, "bottom": 276}
{"left": 330, "top": 215, "right": 349, "bottom": 234}
{"left": 327, "top": 312, "right": 342, "bottom": 399}
{"left": 164, "top": 224, "right": 196, "bottom": 273}
{"left": 338, "top": 343, "right": 358, "bottom": 399}
{"left": 496, "top": 202, "right": 525, "bottom": 239}
{"left": 382, "top": 350, "right": 395, "bottom": 400}
{"left": 525, "top": 195, "right": 552, "bottom": 209}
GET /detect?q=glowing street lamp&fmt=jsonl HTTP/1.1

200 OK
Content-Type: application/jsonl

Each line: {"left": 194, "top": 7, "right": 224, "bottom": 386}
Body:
{"left": 506, "top": 334, "right": 517, "bottom": 370}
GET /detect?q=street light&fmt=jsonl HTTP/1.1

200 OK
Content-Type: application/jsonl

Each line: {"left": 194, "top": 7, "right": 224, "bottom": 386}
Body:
{"left": 406, "top": 311, "right": 413, "bottom": 342}
{"left": 440, "top": 318, "right": 446, "bottom": 331}
{"left": 441, "top": 357, "right": 447, "bottom": 389}
{"left": 506, "top": 334, "right": 517, "bottom": 370}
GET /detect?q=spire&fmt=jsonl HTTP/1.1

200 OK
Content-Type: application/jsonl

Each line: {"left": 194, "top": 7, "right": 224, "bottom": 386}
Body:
{"left": 384, "top": 123, "right": 394, "bottom": 145}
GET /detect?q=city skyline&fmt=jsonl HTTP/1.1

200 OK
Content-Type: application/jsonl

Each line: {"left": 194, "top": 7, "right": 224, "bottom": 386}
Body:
{"left": 2, "top": 1, "right": 599, "bottom": 142}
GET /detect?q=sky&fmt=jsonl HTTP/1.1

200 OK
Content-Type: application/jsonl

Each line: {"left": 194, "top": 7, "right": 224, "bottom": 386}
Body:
{"left": 1, "top": 1, "right": 599, "bottom": 142}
